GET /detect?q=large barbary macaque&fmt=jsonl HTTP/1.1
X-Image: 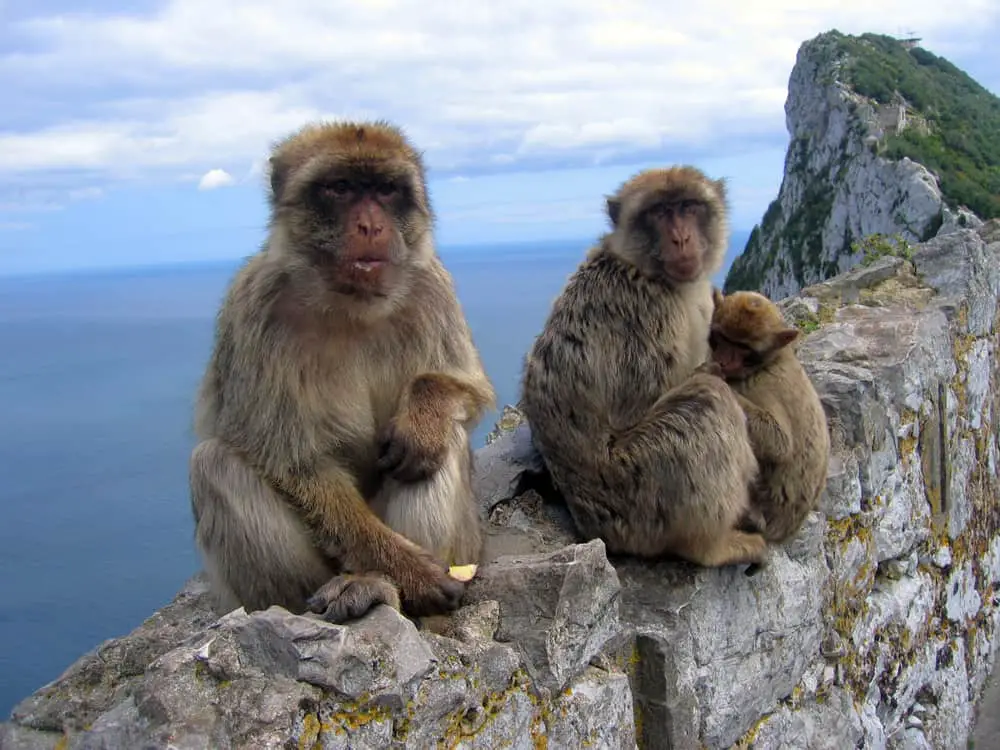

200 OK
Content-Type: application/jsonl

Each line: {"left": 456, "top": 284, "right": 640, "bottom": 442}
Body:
{"left": 521, "top": 166, "right": 767, "bottom": 568}
{"left": 189, "top": 120, "right": 494, "bottom": 623}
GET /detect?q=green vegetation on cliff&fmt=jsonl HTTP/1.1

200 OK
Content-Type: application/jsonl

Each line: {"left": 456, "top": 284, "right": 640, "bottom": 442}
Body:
{"left": 840, "top": 33, "right": 1000, "bottom": 221}
{"left": 724, "top": 30, "right": 1000, "bottom": 295}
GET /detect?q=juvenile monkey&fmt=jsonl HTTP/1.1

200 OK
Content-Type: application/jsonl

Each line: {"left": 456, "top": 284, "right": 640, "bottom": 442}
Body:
{"left": 189, "top": 119, "right": 495, "bottom": 624}
{"left": 707, "top": 288, "right": 830, "bottom": 543}
{"left": 520, "top": 166, "right": 766, "bottom": 568}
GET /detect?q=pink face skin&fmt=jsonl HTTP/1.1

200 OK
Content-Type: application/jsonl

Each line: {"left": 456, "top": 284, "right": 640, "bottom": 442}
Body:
{"left": 649, "top": 200, "right": 708, "bottom": 284}
{"left": 708, "top": 330, "right": 758, "bottom": 379}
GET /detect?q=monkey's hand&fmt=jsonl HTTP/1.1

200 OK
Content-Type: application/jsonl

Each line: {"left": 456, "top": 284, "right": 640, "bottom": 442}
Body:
{"left": 694, "top": 359, "right": 724, "bottom": 378}
{"left": 394, "top": 540, "right": 467, "bottom": 617}
{"left": 378, "top": 373, "right": 475, "bottom": 483}
{"left": 377, "top": 413, "right": 450, "bottom": 483}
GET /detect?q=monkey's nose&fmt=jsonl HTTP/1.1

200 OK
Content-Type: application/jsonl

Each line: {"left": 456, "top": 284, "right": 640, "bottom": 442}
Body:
{"left": 356, "top": 220, "right": 384, "bottom": 238}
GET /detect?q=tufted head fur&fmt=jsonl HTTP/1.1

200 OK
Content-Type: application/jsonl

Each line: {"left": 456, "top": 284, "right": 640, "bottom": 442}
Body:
{"left": 710, "top": 289, "right": 799, "bottom": 377}
{"left": 604, "top": 166, "right": 729, "bottom": 283}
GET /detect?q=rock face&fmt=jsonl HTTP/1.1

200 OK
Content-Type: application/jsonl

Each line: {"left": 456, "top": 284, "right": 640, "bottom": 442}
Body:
{"left": 3, "top": 220, "right": 1000, "bottom": 749}
{"left": 724, "top": 30, "right": 989, "bottom": 301}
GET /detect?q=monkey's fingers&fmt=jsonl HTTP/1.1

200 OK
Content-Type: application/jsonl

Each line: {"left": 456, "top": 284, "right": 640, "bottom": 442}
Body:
{"left": 400, "top": 563, "right": 466, "bottom": 617}
{"left": 307, "top": 573, "right": 402, "bottom": 624}
{"left": 377, "top": 435, "right": 444, "bottom": 483}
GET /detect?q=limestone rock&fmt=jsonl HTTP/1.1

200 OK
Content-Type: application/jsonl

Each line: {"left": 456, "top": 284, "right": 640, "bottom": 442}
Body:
{"left": 463, "top": 538, "right": 622, "bottom": 694}
{"left": 724, "top": 31, "right": 987, "bottom": 301}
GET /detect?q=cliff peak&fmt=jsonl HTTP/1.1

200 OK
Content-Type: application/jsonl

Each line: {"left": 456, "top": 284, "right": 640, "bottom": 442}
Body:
{"left": 725, "top": 29, "right": 1000, "bottom": 299}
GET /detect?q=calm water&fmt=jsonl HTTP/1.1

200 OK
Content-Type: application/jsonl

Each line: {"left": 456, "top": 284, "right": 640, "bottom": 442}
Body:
{"left": 0, "top": 235, "right": 746, "bottom": 715}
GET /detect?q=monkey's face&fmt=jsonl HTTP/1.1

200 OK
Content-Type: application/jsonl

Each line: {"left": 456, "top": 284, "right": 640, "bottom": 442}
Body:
{"left": 276, "top": 158, "right": 431, "bottom": 300}
{"left": 641, "top": 198, "right": 712, "bottom": 284}
{"left": 709, "top": 291, "right": 800, "bottom": 378}
{"left": 708, "top": 327, "right": 761, "bottom": 379}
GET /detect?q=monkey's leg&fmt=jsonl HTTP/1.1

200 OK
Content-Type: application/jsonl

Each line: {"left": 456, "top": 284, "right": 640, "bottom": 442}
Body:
{"left": 736, "top": 394, "right": 793, "bottom": 464}
{"left": 306, "top": 573, "right": 401, "bottom": 623}
{"left": 270, "top": 454, "right": 466, "bottom": 619}
{"left": 190, "top": 438, "right": 337, "bottom": 614}
{"left": 371, "top": 422, "right": 483, "bottom": 567}
{"left": 600, "top": 374, "right": 763, "bottom": 566}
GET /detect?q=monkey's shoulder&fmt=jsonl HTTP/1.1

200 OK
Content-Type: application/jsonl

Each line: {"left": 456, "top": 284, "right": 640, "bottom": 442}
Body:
{"left": 559, "top": 251, "right": 678, "bottom": 323}
{"left": 736, "top": 359, "right": 825, "bottom": 432}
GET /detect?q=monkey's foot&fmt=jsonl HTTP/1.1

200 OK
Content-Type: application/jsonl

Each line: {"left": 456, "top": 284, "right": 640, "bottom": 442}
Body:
{"left": 744, "top": 559, "right": 768, "bottom": 577}
{"left": 737, "top": 506, "right": 767, "bottom": 535}
{"left": 306, "top": 573, "right": 402, "bottom": 624}
{"left": 675, "top": 529, "right": 768, "bottom": 568}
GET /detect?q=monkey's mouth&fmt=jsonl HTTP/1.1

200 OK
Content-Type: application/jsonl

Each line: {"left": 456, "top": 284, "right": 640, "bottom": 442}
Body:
{"left": 350, "top": 259, "right": 388, "bottom": 273}
{"left": 669, "top": 260, "right": 700, "bottom": 280}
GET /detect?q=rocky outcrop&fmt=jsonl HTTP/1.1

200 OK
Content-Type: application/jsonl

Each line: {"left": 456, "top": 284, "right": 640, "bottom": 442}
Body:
{"left": 724, "top": 30, "right": 986, "bottom": 301}
{"left": 3, "top": 220, "right": 1000, "bottom": 749}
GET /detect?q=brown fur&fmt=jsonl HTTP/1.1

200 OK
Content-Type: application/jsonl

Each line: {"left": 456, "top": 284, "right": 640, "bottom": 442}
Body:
{"left": 189, "top": 119, "right": 495, "bottom": 623}
{"left": 520, "top": 166, "right": 766, "bottom": 568}
{"left": 709, "top": 288, "right": 830, "bottom": 543}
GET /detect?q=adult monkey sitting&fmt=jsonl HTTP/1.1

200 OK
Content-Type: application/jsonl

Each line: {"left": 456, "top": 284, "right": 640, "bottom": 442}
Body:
{"left": 189, "top": 120, "right": 495, "bottom": 624}
{"left": 521, "top": 166, "right": 766, "bottom": 568}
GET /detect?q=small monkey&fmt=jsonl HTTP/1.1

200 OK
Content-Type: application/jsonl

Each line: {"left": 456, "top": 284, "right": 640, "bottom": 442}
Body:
{"left": 520, "top": 166, "right": 766, "bottom": 568}
{"left": 189, "top": 119, "right": 495, "bottom": 624}
{"left": 707, "top": 288, "right": 830, "bottom": 543}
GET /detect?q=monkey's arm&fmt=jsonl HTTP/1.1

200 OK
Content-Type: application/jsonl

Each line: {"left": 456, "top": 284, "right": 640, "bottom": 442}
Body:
{"left": 273, "top": 460, "right": 464, "bottom": 613}
{"left": 377, "top": 371, "right": 493, "bottom": 482}
{"left": 379, "top": 281, "right": 496, "bottom": 481}
{"left": 736, "top": 394, "right": 793, "bottom": 463}
{"left": 274, "top": 462, "right": 415, "bottom": 567}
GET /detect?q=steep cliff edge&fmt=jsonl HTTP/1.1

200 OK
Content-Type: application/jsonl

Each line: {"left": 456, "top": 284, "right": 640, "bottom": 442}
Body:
{"left": 3, "top": 220, "right": 1000, "bottom": 750}
{"left": 724, "top": 30, "right": 1000, "bottom": 300}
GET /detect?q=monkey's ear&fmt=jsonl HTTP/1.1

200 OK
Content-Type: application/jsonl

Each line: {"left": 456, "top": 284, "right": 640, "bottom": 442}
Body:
{"left": 269, "top": 155, "right": 288, "bottom": 201}
{"left": 606, "top": 196, "right": 622, "bottom": 227}
{"left": 712, "top": 287, "right": 725, "bottom": 308}
{"left": 771, "top": 327, "right": 800, "bottom": 350}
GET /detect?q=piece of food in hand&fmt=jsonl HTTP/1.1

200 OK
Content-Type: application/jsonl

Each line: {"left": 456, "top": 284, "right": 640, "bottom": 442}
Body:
{"left": 448, "top": 564, "right": 478, "bottom": 582}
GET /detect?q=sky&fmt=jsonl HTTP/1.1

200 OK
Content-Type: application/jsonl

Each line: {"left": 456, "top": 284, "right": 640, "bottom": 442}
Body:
{"left": 1, "top": 1, "right": 998, "bottom": 276}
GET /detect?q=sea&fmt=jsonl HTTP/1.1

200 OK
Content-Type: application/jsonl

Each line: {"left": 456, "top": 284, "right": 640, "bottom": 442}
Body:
{"left": 0, "top": 234, "right": 747, "bottom": 715}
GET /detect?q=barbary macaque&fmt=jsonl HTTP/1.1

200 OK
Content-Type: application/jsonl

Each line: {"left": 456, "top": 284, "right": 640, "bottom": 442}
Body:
{"left": 708, "top": 288, "right": 830, "bottom": 543}
{"left": 520, "top": 166, "right": 766, "bottom": 568}
{"left": 188, "top": 119, "right": 495, "bottom": 623}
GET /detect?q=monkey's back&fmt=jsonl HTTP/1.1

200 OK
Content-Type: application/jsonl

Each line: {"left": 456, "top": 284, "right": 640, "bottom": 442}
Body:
{"left": 522, "top": 245, "right": 714, "bottom": 467}
{"left": 738, "top": 354, "right": 830, "bottom": 540}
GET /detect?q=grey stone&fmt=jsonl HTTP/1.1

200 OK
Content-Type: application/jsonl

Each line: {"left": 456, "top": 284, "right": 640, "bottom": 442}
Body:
{"left": 545, "top": 667, "right": 637, "bottom": 749}
{"left": 751, "top": 688, "right": 864, "bottom": 750}
{"left": 472, "top": 420, "right": 546, "bottom": 513}
{"left": 0, "top": 724, "right": 62, "bottom": 750}
{"left": 463, "top": 538, "right": 621, "bottom": 693}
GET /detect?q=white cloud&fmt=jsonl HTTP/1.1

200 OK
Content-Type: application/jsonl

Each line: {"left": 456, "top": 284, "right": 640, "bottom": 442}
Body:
{"left": 1, "top": 0, "right": 998, "bottom": 202}
{"left": 197, "top": 168, "right": 236, "bottom": 190}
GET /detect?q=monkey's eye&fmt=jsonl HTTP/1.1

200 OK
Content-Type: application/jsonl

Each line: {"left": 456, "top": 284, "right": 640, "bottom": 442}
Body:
{"left": 375, "top": 182, "right": 398, "bottom": 197}
{"left": 320, "top": 179, "right": 351, "bottom": 198}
